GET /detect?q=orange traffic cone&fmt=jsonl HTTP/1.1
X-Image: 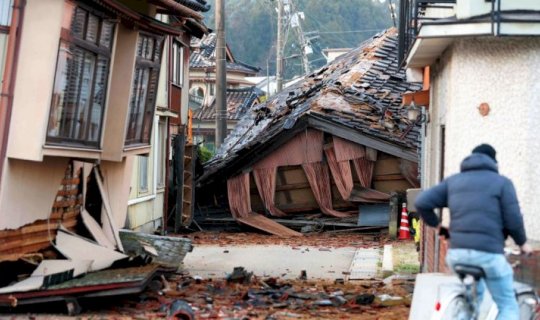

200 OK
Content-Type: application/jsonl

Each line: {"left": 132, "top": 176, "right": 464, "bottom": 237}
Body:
{"left": 399, "top": 203, "right": 411, "bottom": 240}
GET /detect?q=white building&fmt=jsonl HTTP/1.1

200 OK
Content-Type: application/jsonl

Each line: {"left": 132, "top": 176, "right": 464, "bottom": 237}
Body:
{"left": 399, "top": 0, "right": 540, "bottom": 272}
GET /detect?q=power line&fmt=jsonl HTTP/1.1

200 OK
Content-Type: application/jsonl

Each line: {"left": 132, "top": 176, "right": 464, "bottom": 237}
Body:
{"left": 316, "top": 29, "right": 383, "bottom": 35}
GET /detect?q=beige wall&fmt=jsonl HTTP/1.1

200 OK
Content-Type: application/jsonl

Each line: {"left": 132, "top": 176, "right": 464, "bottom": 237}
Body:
{"left": 100, "top": 157, "right": 133, "bottom": 228}
{"left": 127, "top": 193, "right": 164, "bottom": 232}
{"left": 102, "top": 24, "right": 139, "bottom": 161}
{"left": 425, "top": 37, "right": 540, "bottom": 240}
{"left": 7, "top": 0, "right": 63, "bottom": 161}
{"left": 0, "top": 157, "right": 69, "bottom": 229}
{"left": 156, "top": 40, "right": 169, "bottom": 109}
{"left": 7, "top": 1, "right": 151, "bottom": 162}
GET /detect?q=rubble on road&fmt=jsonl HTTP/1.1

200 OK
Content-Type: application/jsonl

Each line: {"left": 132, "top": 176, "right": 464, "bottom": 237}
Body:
{"left": 85, "top": 272, "right": 412, "bottom": 320}
{"left": 183, "top": 231, "right": 385, "bottom": 248}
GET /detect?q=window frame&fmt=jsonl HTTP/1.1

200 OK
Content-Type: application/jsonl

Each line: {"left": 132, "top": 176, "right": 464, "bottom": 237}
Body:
{"left": 46, "top": 3, "right": 115, "bottom": 147}
{"left": 124, "top": 32, "right": 164, "bottom": 147}
{"left": 171, "top": 40, "right": 184, "bottom": 87}
{"left": 156, "top": 117, "right": 167, "bottom": 189}
{"left": 138, "top": 155, "right": 149, "bottom": 194}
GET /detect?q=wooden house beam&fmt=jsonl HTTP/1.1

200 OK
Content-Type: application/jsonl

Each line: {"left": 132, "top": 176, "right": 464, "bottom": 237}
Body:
{"left": 307, "top": 116, "right": 418, "bottom": 162}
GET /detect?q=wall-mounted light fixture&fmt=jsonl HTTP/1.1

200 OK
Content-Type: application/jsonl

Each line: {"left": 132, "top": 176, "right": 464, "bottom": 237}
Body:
{"left": 405, "top": 100, "right": 427, "bottom": 123}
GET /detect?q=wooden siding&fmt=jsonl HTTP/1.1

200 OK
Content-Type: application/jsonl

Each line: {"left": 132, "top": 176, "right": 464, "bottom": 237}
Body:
{"left": 250, "top": 152, "right": 414, "bottom": 215}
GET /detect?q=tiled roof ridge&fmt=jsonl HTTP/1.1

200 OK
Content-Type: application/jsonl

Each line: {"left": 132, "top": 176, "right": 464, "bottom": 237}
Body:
{"left": 193, "top": 86, "right": 261, "bottom": 121}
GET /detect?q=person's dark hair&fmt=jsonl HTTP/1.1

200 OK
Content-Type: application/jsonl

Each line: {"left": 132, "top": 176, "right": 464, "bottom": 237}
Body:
{"left": 472, "top": 144, "right": 497, "bottom": 162}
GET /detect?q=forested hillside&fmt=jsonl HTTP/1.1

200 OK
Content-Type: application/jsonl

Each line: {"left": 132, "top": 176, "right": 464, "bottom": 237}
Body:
{"left": 202, "top": 0, "right": 394, "bottom": 79}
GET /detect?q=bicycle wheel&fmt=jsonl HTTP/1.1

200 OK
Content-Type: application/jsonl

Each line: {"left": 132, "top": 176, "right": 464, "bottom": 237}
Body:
{"left": 440, "top": 295, "right": 474, "bottom": 320}
{"left": 517, "top": 293, "right": 538, "bottom": 320}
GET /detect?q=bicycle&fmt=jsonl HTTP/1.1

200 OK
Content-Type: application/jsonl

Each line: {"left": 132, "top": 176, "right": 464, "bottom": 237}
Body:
{"left": 431, "top": 251, "right": 539, "bottom": 320}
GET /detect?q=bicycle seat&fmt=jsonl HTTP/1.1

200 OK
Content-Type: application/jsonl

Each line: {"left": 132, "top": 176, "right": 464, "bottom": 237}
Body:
{"left": 454, "top": 264, "right": 485, "bottom": 280}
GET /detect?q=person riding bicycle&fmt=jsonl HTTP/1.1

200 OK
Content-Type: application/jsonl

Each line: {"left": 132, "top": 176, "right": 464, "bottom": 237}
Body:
{"left": 415, "top": 144, "right": 532, "bottom": 320}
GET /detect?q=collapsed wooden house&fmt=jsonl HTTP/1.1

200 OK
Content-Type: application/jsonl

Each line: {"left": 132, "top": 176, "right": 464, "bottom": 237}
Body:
{"left": 197, "top": 29, "right": 423, "bottom": 236}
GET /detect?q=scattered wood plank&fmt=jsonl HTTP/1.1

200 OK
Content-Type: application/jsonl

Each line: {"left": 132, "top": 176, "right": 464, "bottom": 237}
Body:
{"left": 94, "top": 168, "right": 124, "bottom": 252}
{"left": 55, "top": 228, "right": 127, "bottom": 272}
{"left": 237, "top": 213, "right": 303, "bottom": 237}
{"left": 81, "top": 210, "right": 116, "bottom": 249}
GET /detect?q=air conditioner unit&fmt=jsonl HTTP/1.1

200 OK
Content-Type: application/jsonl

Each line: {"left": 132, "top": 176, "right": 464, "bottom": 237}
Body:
{"left": 456, "top": 0, "right": 540, "bottom": 20}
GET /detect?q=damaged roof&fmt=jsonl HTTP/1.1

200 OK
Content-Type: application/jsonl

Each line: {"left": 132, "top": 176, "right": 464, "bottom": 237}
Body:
{"left": 200, "top": 29, "right": 423, "bottom": 184}
{"left": 193, "top": 87, "right": 263, "bottom": 121}
{"left": 190, "top": 33, "right": 261, "bottom": 74}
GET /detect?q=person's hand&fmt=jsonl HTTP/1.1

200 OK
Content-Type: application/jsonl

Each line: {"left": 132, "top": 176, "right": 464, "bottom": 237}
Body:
{"left": 438, "top": 226, "right": 450, "bottom": 239}
{"left": 520, "top": 243, "right": 533, "bottom": 256}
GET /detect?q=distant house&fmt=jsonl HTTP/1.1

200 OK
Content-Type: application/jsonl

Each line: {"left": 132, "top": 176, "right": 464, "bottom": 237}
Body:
{"left": 189, "top": 33, "right": 260, "bottom": 108}
{"left": 399, "top": 0, "right": 540, "bottom": 273}
{"left": 198, "top": 29, "right": 423, "bottom": 237}
{"left": 192, "top": 86, "right": 263, "bottom": 151}
{"left": 245, "top": 76, "right": 277, "bottom": 97}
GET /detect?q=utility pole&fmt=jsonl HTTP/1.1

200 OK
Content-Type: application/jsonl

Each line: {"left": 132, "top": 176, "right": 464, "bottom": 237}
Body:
{"left": 276, "top": 0, "right": 283, "bottom": 92}
{"left": 293, "top": 14, "right": 310, "bottom": 75}
{"left": 215, "top": 0, "right": 227, "bottom": 148}
{"left": 388, "top": 0, "right": 397, "bottom": 28}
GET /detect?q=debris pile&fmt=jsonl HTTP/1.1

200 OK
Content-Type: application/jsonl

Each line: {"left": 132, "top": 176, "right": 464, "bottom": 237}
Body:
{"left": 185, "top": 231, "right": 383, "bottom": 248}
{"left": 89, "top": 270, "right": 414, "bottom": 319}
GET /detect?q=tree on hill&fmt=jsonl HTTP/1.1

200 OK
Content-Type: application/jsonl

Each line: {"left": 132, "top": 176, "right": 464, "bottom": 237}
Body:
{"left": 203, "top": 0, "right": 393, "bottom": 80}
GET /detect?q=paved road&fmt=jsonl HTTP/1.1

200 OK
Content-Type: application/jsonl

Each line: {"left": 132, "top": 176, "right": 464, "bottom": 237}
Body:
{"left": 184, "top": 244, "right": 382, "bottom": 280}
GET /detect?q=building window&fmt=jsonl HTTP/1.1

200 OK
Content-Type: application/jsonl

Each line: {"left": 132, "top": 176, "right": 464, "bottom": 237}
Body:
{"left": 47, "top": 4, "right": 115, "bottom": 147}
{"left": 138, "top": 155, "right": 149, "bottom": 193}
{"left": 156, "top": 118, "right": 167, "bottom": 188}
{"left": 0, "top": 0, "right": 12, "bottom": 27}
{"left": 172, "top": 41, "right": 184, "bottom": 87}
{"left": 125, "top": 34, "right": 164, "bottom": 146}
{"left": 209, "top": 83, "right": 215, "bottom": 96}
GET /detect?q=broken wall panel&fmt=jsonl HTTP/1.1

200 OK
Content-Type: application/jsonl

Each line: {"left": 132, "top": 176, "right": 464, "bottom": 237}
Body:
{"left": 252, "top": 129, "right": 323, "bottom": 169}
{"left": 374, "top": 180, "right": 413, "bottom": 194}
{"left": 0, "top": 163, "right": 82, "bottom": 257}
{"left": 0, "top": 157, "right": 70, "bottom": 230}
{"left": 333, "top": 136, "right": 366, "bottom": 161}
{"left": 302, "top": 162, "right": 350, "bottom": 218}
{"left": 99, "top": 158, "right": 133, "bottom": 231}
{"left": 372, "top": 154, "right": 413, "bottom": 193}
{"left": 227, "top": 173, "right": 252, "bottom": 219}
{"left": 253, "top": 168, "right": 286, "bottom": 217}
{"left": 55, "top": 228, "right": 127, "bottom": 272}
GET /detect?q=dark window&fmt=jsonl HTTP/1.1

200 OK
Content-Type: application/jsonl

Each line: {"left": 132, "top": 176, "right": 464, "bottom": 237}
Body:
{"left": 125, "top": 34, "right": 163, "bottom": 146}
{"left": 47, "top": 5, "right": 114, "bottom": 147}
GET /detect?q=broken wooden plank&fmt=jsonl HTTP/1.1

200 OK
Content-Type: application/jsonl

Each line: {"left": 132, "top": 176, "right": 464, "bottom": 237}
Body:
{"left": 236, "top": 213, "right": 303, "bottom": 237}
{"left": 307, "top": 116, "right": 417, "bottom": 162}
{"left": 0, "top": 275, "right": 44, "bottom": 294}
{"left": 55, "top": 227, "right": 127, "bottom": 271}
{"left": 94, "top": 168, "right": 124, "bottom": 252}
{"left": 32, "top": 259, "right": 91, "bottom": 278}
{"left": 81, "top": 210, "right": 116, "bottom": 249}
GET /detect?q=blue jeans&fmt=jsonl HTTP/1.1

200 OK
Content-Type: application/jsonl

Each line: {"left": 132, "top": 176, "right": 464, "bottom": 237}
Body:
{"left": 446, "top": 248, "right": 519, "bottom": 320}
